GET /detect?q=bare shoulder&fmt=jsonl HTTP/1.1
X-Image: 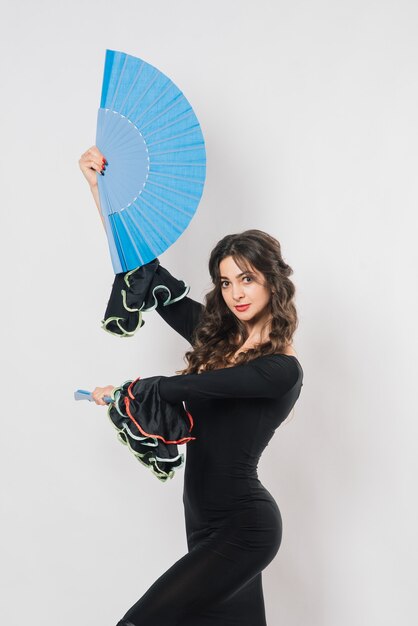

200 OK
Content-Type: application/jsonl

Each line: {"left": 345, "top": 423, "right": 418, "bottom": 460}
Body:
{"left": 281, "top": 344, "right": 297, "bottom": 357}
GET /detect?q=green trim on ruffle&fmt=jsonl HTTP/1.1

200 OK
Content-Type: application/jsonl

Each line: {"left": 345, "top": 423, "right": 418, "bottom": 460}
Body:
{"left": 115, "top": 429, "right": 184, "bottom": 482}
{"left": 106, "top": 381, "right": 185, "bottom": 482}
{"left": 124, "top": 423, "right": 158, "bottom": 446}
{"left": 101, "top": 268, "right": 190, "bottom": 338}
{"left": 122, "top": 276, "right": 191, "bottom": 314}
{"left": 101, "top": 313, "right": 144, "bottom": 338}
{"left": 143, "top": 282, "right": 191, "bottom": 311}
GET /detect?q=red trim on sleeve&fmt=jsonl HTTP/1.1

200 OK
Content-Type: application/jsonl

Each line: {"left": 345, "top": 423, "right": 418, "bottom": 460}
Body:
{"left": 127, "top": 377, "right": 141, "bottom": 400}
{"left": 184, "top": 403, "right": 194, "bottom": 431}
{"left": 124, "top": 397, "right": 196, "bottom": 444}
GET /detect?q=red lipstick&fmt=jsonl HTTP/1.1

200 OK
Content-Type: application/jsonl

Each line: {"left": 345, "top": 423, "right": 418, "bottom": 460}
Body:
{"left": 235, "top": 304, "right": 250, "bottom": 311}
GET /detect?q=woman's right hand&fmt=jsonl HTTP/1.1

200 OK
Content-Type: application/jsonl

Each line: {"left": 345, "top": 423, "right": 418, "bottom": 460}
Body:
{"left": 91, "top": 385, "right": 116, "bottom": 406}
{"left": 78, "top": 145, "right": 107, "bottom": 189}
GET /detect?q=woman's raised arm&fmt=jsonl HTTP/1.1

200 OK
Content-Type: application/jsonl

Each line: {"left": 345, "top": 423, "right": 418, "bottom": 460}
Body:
{"left": 155, "top": 291, "right": 204, "bottom": 344}
{"left": 78, "top": 145, "right": 205, "bottom": 342}
{"left": 78, "top": 145, "right": 107, "bottom": 229}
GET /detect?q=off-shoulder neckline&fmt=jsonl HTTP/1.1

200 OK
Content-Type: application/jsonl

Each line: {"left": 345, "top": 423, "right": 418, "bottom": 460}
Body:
{"left": 223, "top": 352, "right": 301, "bottom": 370}
{"left": 273, "top": 353, "right": 302, "bottom": 367}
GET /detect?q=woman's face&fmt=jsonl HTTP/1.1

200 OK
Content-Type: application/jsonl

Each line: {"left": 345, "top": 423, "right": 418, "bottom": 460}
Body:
{"left": 219, "top": 256, "right": 272, "bottom": 326}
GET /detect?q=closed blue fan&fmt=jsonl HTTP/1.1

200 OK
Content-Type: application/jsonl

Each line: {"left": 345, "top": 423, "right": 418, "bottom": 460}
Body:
{"left": 96, "top": 50, "right": 206, "bottom": 273}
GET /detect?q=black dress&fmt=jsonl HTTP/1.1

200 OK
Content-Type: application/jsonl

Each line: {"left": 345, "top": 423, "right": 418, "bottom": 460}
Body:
{"left": 105, "top": 261, "right": 304, "bottom": 626}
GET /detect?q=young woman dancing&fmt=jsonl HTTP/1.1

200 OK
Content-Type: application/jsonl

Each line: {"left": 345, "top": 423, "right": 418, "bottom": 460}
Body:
{"left": 79, "top": 146, "right": 304, "bottom": 626}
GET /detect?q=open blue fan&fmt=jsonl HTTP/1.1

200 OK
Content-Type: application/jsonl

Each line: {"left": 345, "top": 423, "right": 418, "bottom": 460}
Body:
{"left": 96, "top": 50, "right": 206, "bottom": 274}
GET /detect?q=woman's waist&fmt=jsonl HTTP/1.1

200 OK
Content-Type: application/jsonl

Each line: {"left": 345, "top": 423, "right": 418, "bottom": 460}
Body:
{"left": 185, "top": 450, "right": 260, "bottom": 477}
{"left": 183, "top": 472, "right": 277, "bottom": 508}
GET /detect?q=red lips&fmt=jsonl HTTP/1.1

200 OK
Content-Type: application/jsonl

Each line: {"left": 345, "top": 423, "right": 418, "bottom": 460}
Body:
{"left": 235, "top": 304, "right": 250, "bottom": 311}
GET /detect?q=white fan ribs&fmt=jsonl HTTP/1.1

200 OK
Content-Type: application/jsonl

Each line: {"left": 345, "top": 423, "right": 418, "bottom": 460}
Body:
{"left": 97, "top": 50, "right": 205, "bottom": 272}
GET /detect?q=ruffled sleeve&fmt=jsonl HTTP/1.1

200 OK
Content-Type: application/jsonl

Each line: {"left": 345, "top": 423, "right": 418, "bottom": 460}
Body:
{"left": 102, "top": 258, "right": 190, "bottom": 337}
{"left": 107, "top": 376, "right": 196, "bottom": 482}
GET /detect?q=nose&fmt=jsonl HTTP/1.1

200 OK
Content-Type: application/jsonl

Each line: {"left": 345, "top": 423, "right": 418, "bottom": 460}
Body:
{"left": 231, "top": 285, "right": 245, "bottom": 301}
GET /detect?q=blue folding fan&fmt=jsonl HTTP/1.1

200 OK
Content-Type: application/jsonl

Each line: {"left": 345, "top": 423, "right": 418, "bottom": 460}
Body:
{"left": 96, "top": 50, "right": 206, "bottom": 274}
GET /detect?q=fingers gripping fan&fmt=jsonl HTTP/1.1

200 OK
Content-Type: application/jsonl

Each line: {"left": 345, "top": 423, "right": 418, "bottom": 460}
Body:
{"left": 96, "top": 50, "right": 206, "bottom": 273}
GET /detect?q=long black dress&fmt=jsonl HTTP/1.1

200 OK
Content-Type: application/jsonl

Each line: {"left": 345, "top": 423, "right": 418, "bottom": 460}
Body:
{"left": 111, "top": 265, "right": 304, "bottom": 626}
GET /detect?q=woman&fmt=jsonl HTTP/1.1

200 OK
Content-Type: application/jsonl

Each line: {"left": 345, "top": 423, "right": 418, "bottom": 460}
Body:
{"left": 79, "top": 147, "right": 304, "bottom": 626}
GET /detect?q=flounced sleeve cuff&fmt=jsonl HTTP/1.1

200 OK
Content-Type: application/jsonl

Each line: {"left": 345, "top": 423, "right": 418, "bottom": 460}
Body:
{"left": 101, "top": 258, "right": 190, "bottom": 337}
{"left": 107, "top": 375, "right": 196, "bottom": 482}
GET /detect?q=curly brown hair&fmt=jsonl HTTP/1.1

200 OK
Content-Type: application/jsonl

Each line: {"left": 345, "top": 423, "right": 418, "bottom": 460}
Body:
{"left": 177, "top": 229, "right": 299, "bottom": 375}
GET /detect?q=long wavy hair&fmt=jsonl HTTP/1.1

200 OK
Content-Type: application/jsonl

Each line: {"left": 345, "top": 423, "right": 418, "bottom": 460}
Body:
{"left": 177, "top": 229, "right": 299, "bottom": 375}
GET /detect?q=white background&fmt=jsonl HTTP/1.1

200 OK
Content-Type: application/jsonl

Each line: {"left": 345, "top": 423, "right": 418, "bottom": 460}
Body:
{"left": 0, "top": 1, "right": 417, "bottom": 624}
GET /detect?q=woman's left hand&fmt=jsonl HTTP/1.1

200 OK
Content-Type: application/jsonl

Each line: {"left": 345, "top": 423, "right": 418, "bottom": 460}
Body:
{"left": 91, "top": 385, "right": 115, "bottom": 406}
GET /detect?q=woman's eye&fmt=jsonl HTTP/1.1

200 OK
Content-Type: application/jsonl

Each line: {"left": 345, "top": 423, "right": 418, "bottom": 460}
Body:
{"left": 221, "top": 281, "right": 229, "bottom": 288}
{"left": 243, "top": 276, "right": 252, "bottom": 283}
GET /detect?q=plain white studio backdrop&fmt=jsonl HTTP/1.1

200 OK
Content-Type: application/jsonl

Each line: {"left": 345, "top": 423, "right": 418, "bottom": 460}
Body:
{"left": 0, "top": 1, "right": 416, "bottom": 625}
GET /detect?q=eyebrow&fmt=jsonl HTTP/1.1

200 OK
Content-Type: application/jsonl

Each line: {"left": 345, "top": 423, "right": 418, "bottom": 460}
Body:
{"left": 220, "top": 271, "right": 254, "bottom": 279}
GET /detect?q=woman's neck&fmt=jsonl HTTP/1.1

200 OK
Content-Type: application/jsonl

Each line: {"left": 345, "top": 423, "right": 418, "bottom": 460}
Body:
{"left": 241, "top": 315, "right": 273, "bottom": 344}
